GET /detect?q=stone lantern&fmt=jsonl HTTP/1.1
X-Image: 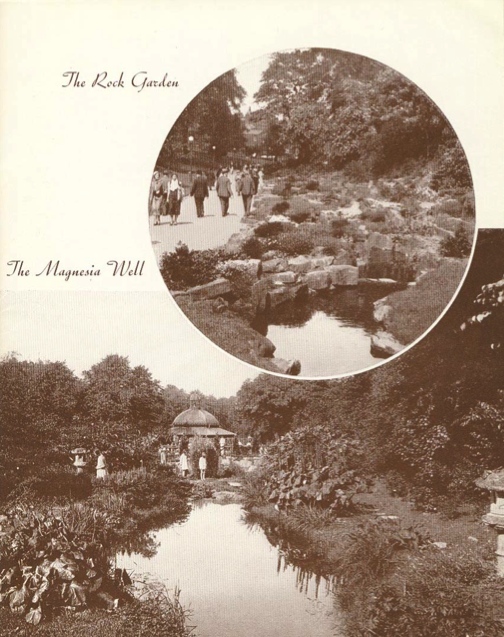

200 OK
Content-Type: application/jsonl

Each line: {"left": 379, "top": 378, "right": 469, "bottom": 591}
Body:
{"left": 70, "top": 447, "right": 88, "bottom": 475}
{"left": 477, "top": 469, "right": 504, "bottom": 576}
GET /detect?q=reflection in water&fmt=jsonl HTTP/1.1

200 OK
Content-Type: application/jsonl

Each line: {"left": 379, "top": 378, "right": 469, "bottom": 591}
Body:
{"left": 117, "top": 502, "right": 343, "bottom": 637}
{"left": 255, "top": 282, "right": 404, "bottom": 376}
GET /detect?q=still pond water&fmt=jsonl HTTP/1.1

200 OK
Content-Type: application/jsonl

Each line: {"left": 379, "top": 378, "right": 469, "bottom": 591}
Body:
{"left": 261, "top": 282, "right": 404, "bottom": 376}
{"left": 117, "top": 502, "right": 342, "bottom": 637}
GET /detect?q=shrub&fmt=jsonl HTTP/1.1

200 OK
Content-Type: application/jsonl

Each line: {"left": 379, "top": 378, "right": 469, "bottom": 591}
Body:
{"left": 259, "top": 425, "right": 373, "bottom": 514}
{"left": 254, "top": 222, "right": 285, "bottom": 238}
{"left": 8, "top": 466, "right": 92, "bottom": 504}
{"left": 305, "top": 179, "right": 319, "bottom": 191}
{"left": 440, "top": 225, "right": 472, "bottom": 257}
{"left": 368, "top": 550, "right": 504, "bottom": 637}
{"left": 159, "top": 244, "right": 221, "bottom": 291}
{"left": 274, "top": 231, "right": 316, "bottom": 256}
{"left": 361, "top": 208, "right": 386, "bottom": 223}
{"left": 271, "top": 201, "right": 290, "bottom": 214}
{"left": 331, "top": 217, "right": 350, "bottom": 238}
{"left": 0, "top": 506, "right": 113, "bottom": 625}
{"left": 288, "top": 209, "right": 311, "bottom": 223}
{"left": 240, "top": 236, "right": 265, "bottom": 259}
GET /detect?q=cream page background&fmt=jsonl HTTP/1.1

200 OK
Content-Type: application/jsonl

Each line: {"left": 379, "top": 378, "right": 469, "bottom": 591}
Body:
{"left": 0, "top": 0, "right": 503, "bottom": 391}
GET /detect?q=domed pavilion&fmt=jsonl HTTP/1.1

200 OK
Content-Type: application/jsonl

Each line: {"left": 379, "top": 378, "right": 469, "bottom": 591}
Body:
{"left": 172, "top": 393, "right": 236, "bottom": 448}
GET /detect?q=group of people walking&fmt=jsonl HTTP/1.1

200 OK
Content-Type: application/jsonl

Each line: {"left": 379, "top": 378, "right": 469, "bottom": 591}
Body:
{"left": 149, "top": 164, "right": 264, "bottom": 224}
{"left": 149, "top": 170, "right": 184, "bottom": 226}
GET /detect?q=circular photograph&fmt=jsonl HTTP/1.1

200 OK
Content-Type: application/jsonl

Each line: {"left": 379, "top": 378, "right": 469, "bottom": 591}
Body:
{"left": 149, "top": 48, "right": 476, "bottom": 378}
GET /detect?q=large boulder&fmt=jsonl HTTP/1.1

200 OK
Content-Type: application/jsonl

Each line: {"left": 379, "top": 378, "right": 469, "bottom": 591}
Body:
{"left": 326, "top": 265, "right": 359, "bottom": 286}
{"left": 271, "top": 271, "right": 298, "bottom": 285}
{"left": 223, "top": 228, "right": 255, "bottom": 256}
{"left": 305, "top": 270, "right": 331, "bottom": 290}
{"left": 220, "top": 259, "right": 262, "bottom": 279}
{"left": 287, "top": 255, "right": 313, "bottom": 274}
{"left": 251, "top": 279, "right": 272, "bottom": 313}
{"left": 184, "top": 278, "right": 232, "bottom": 300}
{"left": 262, "top": 257, "right": 288, "bottom": 273}
{"left": 274, "top": 359, "right": 301, "bottom": 376}
{"left": 373, "top": 297, "right": 392, "bottom": 323}
{"left": 370, "top": 331, "right": 404, "bottom": 358}
{"left": 311, "top": 255, "right": 334, "bottom": 269}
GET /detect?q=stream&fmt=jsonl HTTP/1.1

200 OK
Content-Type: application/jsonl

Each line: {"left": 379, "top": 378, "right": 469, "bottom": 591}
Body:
{"left": 117, "top": 501, "right": 343, "bottom": 637}
{"left": 254, "top": 281, "right": 405, "bottom": 376}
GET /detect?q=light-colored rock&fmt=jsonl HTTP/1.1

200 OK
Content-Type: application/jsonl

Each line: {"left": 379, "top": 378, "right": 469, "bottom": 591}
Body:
{"left": 256, "top": 337, "right": 276, "bottom": 358}
{"left": 305, "top": 270, "right": 331, "bottom": 290}
{"left": 185, "top": 278, "right": 232, "bottom": 300}
{"left": 271, "top": 271, "right": 298, "bottom": 284}
{"left": 378, "top": 278, "right": 398, "bottom": 284}
{"left": 287, "top": 255, "right": 313, "bottom": 274}
{"left": 311, "top": 256, "right": 334, "bottom": 269}
{"left": 370, "top": 331, "right": 404, "bottom": 358}
{"left": 223, "top": 228, "right": 255, "bottom": 256}
{"left": 268, "top": 286, "right": 294, "bottom": 308}
{"left": 267, "top": 214, "right": 292, "bottom": 224}
{"left": 367, "top": 232, "right": 394, "bottom": 252}
{"left": 373, "top": 298, "right": 392, "bottom": 323}
{"left": 432, "top": 542, "right": 447, "bottom": 550}
{"left": 326, "top": 264, "right": 359, "bottom": 286}
{"left": 274, "top": 359, "right": 301, "bottom": 376}
{"left": 262, "top": 258, "right": 288, "bottom": 273}
{"left": 251, "top": 279, "right": 271, "bottom": 312}
{"left": 320, "top": 210, "right": 340, "bottom": 222}
{"left": 220, "top": 259, "right": 262, "bottom": 279}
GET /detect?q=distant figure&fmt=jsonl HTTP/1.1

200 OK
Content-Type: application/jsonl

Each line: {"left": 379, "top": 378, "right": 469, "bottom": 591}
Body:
{"left": 235, "top": 171, "right": 243, "bottom": 195}
{"left": 199, "top": 452, "right": 207, "bottom": 480}
{"left": 238, "top": 170, "right": 256, "bottom": 216}
{"left": 251, "top": 167, "right": 259, "bottom": 194}
{"left": 149, "top": 170, "right": 165, "bottom": 226}
{"left": 96, "top": 451, "right": 108, "bottom": 479}
{"left": 179, "top": 451, "right": 189, "bottom": 477}
{"left": 190, "top": 169, "right": 209, "bottom": 218}
{"left": 159, "top": 446, "right": 167, "bottom": 465}
{"left": 168, "top": 173, "right": 183, "bottom": 225}
{"left": 258, "top": 167, "right": 264, "bottom": 192}
{"left": 219, "top": 436, "right": 226, "bottom": 457}
{"left": 215, "top": 168, "right": 233, "bottom": 217}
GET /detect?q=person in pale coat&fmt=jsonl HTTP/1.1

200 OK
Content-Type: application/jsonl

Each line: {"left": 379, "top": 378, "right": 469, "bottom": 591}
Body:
{"left": 179, "top": 451, "right": 189, "bottom": 477}
{"left": 199, "top": 452, "right": 207, "bottom": 480}
{"left": 96, "top": 451, "right": 108, "bottom": 479}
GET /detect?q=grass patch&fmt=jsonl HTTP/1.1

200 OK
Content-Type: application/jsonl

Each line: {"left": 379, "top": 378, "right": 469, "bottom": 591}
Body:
{"left": 382, "top": 258, "right": 468, "bottom": 344}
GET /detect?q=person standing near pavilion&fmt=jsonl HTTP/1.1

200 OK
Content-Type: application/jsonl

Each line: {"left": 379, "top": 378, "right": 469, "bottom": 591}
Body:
{"left": 238, "top": 169, "right": 256, "bottom": 216}
{"left": 179, "top": 450, "right": 189, "bottom": 477}
{"left": 215, "top": 168, "right": 233, "bottom": 217}
{"left": 190, "top": 169, "right": 209, "bottom": 218}
{"left": 199, "top": 452, "right": 207, "bottom": 480}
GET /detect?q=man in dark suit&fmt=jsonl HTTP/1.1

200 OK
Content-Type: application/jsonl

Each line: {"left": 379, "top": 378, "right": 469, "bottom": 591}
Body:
{"left": 190, "top": 169, "right": 209, "bottom": 218}
{"left": 237, "top": 169, "right": 256, "bottom": 215}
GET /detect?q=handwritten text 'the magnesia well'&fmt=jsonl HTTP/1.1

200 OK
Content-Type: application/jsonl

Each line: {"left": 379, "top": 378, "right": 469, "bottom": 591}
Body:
{"left": 61, "top": 71, "right": 178, "bottom": 93}
{"left": 6, "top": 260, "right": 145, "bottom": 281}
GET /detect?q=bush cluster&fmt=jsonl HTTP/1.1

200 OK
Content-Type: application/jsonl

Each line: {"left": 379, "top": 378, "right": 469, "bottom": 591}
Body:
{"left": 440, "top": 226, "right": 472, "bottom": 258}
{"left": 159, "top": 244, "right": 221, "bottom": 291}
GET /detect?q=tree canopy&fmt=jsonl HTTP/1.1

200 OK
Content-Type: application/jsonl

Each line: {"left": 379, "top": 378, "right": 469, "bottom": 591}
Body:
{"left": 158, "top": 70, "right": 246, "bottom": 167}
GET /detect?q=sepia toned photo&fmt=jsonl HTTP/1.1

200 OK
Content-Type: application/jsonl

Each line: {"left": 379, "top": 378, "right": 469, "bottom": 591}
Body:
{"left": 149, "top": 48, "right": 476, "bottom": 378}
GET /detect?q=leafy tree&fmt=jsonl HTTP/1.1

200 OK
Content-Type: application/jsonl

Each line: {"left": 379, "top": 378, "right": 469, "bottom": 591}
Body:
{"left": 158, "top": 70, "right": 246, "bottom": 166}
{"left": 81, "top": 355, "right": 165, "bottom": 438}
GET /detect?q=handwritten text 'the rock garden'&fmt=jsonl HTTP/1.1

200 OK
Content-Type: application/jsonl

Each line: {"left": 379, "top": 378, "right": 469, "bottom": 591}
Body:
{"left": 62, "top": 71, "right": 178, "bottom": 92}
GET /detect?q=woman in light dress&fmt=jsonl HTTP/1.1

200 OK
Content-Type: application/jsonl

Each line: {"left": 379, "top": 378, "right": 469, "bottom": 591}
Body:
{"left": 198, "top": 452, "right": 207, "bottom": 481}
{"left": 168, "top": 173, "right": 183, "bottom": 225}
{"left": 149, "top": 170, "right": 165, "bottom": 226}
{"left": 96, "top": 451, "right": 108, "bottom": 479}
{"left": 179, "top": 451, "right": 189, "bottom": 477}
